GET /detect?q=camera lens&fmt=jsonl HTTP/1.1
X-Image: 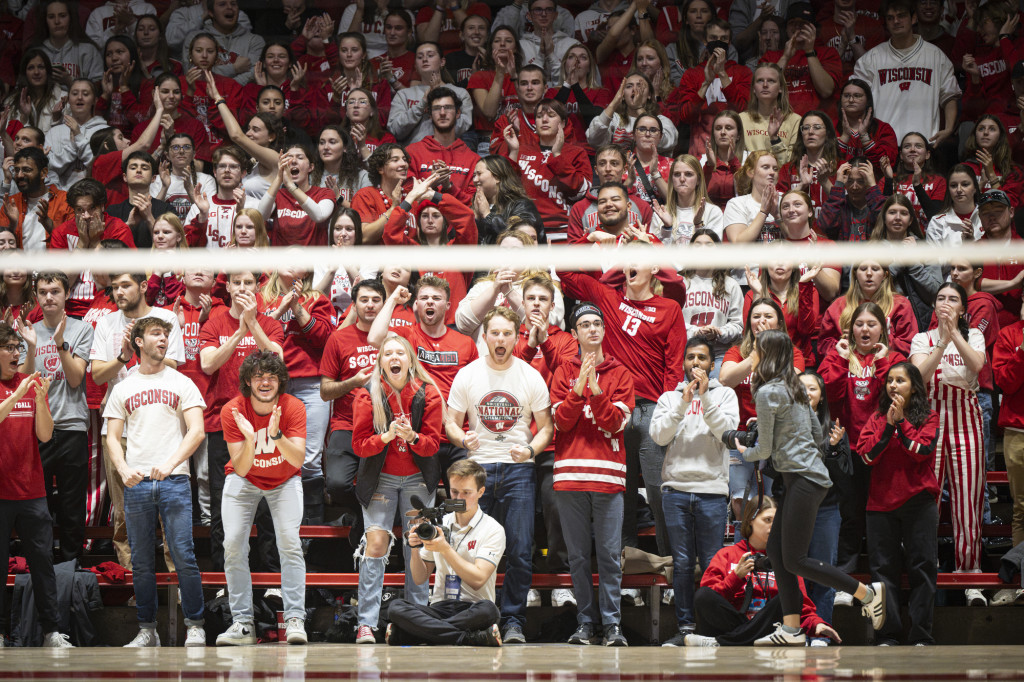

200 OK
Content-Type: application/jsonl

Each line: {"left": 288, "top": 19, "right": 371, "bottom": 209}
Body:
{"left": 415, "top": 523, "right": 438, "bottom": 541}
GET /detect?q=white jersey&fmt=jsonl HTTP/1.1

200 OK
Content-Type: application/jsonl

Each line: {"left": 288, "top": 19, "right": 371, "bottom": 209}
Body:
{"left": 183, "top": 193, "right": 261, "bottom": 249}
{"left": 910, "top": 328, "right": 986, "bottom": 393}
{"left": 681, "top": 274, "right": 744, "bottom": 357}
{"left": 852, "top": 36, "right": 960, "bottom": 144}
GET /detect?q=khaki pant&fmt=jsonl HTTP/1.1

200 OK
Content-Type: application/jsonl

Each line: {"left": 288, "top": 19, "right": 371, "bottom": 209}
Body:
{"left": 102, "top": 436, "right": 175, "bottom": 571}
{"left": 1005, "top": 430, "right": 1024, "bottom": 548}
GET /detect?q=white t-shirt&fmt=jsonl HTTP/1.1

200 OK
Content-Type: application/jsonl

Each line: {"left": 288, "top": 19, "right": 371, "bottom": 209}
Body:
{"left": 20, "top": 194, "right": 47, "bottom": 251}
{"left": 89, "top": 307, "right": 187, "bottom": 395}
{"left": 651, "top": 203, "right": 726, "bottom": 245}
{"left": 910, "top": 328, "right": 986, "bottom": 392}
{"left": 447, "top": 357, "right": 550, "bottom": 464}
{"left": 420, "top": 508, "right": 505, "bottom": 604}
{"left": 103, "top": 366, "right": 205, "bottom": 475}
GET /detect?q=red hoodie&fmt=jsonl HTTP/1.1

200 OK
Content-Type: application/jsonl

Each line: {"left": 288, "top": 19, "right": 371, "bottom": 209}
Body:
{"left": 550, "top": 355, "right": 635, "bottom": 494}
{"left": 663, "top": 61, "right": 750, "bottom": 158}
{"left": 701, "top": 538, "right": 827, "bottom": 634}
{"left": 858, "top": 410, "right": 940, "bottom": 512}
{"left": 405, "top": 136, "right": 482, "bottom": 205}
{"left": 820, "top": 348, "right": 905, "bottom": 454}
{"left": 993, "top": 320, "right": 1024, "bottom": 430}
{"left": 508, "top": 142, "right": 592, "bottom": 240}
{"left": 819, "top": 294, "right": 918, "bottom": 359}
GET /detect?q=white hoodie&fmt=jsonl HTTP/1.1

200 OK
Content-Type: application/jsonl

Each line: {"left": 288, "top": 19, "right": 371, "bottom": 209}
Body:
{"left": 44, "top": 115, "right": 109, "bottom": 190}
{"left": 85, "top": 0, "right": 156, "bottom": 46}
{"left": 650, "top": 379, "right": 739, "bottom": 496}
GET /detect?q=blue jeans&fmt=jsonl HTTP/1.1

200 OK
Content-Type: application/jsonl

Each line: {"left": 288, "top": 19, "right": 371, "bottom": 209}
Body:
{"left": 287, "top": 376, "right": 330, "bottom": 479}
{"left": 356, "top": 472, "right": 432, "bottom": 627}
{"left": 222, "top": 474, "right": 306, "bottom": 623}
{"left": 662, "top": 489, "right": 727, "bottom": 628}
{"left": 806, "top": 502, "right": 841, "bottom": 624}
{"left": 478, "top": 461, "right": 535, "bottom": 630}
{"left": 556, "top": 490, "right": 623, "bottom": 627}
{"left": 123, "top": 476, "right": 204, "bottom": 627}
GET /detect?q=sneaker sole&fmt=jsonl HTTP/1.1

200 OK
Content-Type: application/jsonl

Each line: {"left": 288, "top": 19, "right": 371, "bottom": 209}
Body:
{"left": 287, "top": 634, "right": 308, "bottom": 645}
{"left": 867, "top": 582, "right": 887, "bottom": 630}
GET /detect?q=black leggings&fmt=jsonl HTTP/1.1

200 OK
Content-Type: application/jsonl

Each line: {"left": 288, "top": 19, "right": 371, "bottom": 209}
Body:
{"left": 767, "top": 473, "right": 861, "bottom": 617}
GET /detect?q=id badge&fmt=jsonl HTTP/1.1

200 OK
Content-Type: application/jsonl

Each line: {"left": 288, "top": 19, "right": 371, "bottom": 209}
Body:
{"left": 748, "top": 597, "right": 766, "bottom": 617}
{"left": 444, "top": 574, "right": 462, "bottom": 601}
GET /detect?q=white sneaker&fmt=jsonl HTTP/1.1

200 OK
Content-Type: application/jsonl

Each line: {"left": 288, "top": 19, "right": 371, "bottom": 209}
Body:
{"left": 124, "top": 628, "right": 160, "bottom": 648}
{"left": 991, "top": 588, "right": 1024, "bottom": 606}
{"left": 214, "top": 589, "right": 226, "bottom": 599}
{"left": 662, "top": 588, "right": 675, "bottom": 605}
{"left": 621, "top": 588, "right": 645, "bottom": 607}
{"left": 683, "top": 633, "right": 719, "bottom": 648}
{"left": 526, "top": 588, "right": 541, "bottom": 607}
{"left": 42, "top": 632, "right": 74, "bottom": 648}
{"left": 285, "top": 618, "right": 307, "bottom": 645}
{"left": 965, "top": 588, "right": 988, "bottom": 606}
{"left": 753, "top": 623, "right": 806, "bottom": 647}
{"left": 862, "top": 582, "right": 887, "bottom": 630}
{"left": 264, "top": 588, "right": 283, "bottom": 601}
{"left": 216, "top": 622, "right": 256, "bottom": 646}
{"left": 551, "top": 588, "right": 576, "bottom": 607}
{"left": 184, "top": 626, "right": 206, "bottom": 647}
{"left": 833, "top": 591, "right": 854, "bottom": 607}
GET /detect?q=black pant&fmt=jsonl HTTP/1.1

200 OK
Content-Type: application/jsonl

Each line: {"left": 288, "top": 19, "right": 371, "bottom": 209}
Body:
{"left": 867, "top": 491, "right": 939, "bottom": 644}
{"left": 837, "top": 456, "right": 871, "bottom": 571}
{"left": 387, "top": 598, "right": 500, "bottom": 645}
{"left": 207, "top": 430, "right": 280, "bottom": 572}
{"left": 536, "top": 451, "right": 568, "bottom": 571}
{"left": 436, "top": 441, "right": 468, "bottom": 494}
{"left": 0, "top": 498, "right": 60, "bottom": 634}
{"left": 324, "top": 430, "right": 359, "bottom": 509}
{"left": 767, "top": 473, "right": 861, "bottom": 617}
{"left": 40, "top": 429, "right": 88, "bottom": 562}
{"left": 694, "top": 586, "right": 783, "bottom": 646}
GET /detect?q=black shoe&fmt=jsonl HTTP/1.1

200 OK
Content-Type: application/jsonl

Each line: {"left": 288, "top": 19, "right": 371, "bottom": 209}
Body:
{"left": 662, "top": 631, "right": 686, "bottom": 647}
{"left": 568, "top": 623, "right": 596, "bottom": 645}
{"left": 603, "top": 624, "right": 627, "bottom": 647}
{"left": 464, "top": 624, "right": 502, "bottom": 647}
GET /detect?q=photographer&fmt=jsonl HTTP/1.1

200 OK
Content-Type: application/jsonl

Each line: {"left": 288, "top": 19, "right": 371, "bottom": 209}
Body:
{"left": 386, "top": 460, "right": 506, "bottom": 647}
{"left": 685, "top": 497, "right": 836, "bottom": 647}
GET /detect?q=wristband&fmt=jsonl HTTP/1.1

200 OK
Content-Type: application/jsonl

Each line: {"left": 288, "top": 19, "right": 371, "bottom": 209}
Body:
{"left": 214, "top": 98, "right": 226, "bottom": 107}
{"left": 770, "top": 136, "right": 781, "bottom": 145}
{"left": 805, "top": 50, "right": 817, "bottom": 58}
{"left": 411, "top": 433, "right": 420, "bottom": 445}
{"left": 270, "top": 431, "right": 283, "bottom": 441}
{"left": 399, "top": 200, "right": 413, "bottom": 212}
{"left": 117, "top": 353, "right": 131, "bottom": 364}
{"left": 525, "top": 444, "right": 536, "bottom": 459}
{"left": 758, "top": 209, "right": 769, "bottom": 217}
{"left": 431, "top": 191, "right": 444, "bottom": 203}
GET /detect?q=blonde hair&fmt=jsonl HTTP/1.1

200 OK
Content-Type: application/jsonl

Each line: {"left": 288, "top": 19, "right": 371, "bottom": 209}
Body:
{"left": 665, "top": 154, "right": 709, "bottom": 217}
{"left": 231, "top": 208, "right": 270, "bottom": 248}
{"left": 261, "top": 267, "right": 320, "bottom": 307}
{"left": 629, "top": 40, "right": 672, "bottom": 101}
{"left": 838, "top": 262, "right": 896, "bottom": 332}
{"left": 745, "top": 63, "right": 793, "bottom": 122}
{"left": 370, "top": 335, "right": 448, "bottom": 434}
{"left": 735, "top": 150, "right": 777, "bottom": 196}
{"left": 151, "top": 213, "right": 187, "bottom": 251}
{"left": 560, "top": 43, "right": 600, "bottom": 89}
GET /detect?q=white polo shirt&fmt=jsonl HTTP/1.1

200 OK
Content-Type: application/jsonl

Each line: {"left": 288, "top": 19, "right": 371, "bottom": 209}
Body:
{"left": 420, "top": 507, "right": 505, "bottom": 605}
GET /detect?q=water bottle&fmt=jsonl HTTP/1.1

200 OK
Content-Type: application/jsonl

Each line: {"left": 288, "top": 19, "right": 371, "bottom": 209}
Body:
{"left": 333, "top": 596, "right": 345, "bottom": 624}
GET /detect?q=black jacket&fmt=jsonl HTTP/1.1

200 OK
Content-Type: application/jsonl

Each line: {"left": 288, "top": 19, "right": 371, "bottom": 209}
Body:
{"left": 12, "top": 560, "right": 102, "bottom": 646}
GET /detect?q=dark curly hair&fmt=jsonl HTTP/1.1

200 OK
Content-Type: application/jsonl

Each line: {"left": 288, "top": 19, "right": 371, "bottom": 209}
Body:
{"left": 239, "top": 351, "right": 290, "bottom": 398}
{"left": 877, "top": 361, "right": 932, "bottom": 427}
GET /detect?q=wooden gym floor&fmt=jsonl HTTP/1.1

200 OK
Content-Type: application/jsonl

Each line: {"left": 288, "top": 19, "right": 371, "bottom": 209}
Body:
{"left": 1, "top": 644, "right": 1023, "bottom": 681}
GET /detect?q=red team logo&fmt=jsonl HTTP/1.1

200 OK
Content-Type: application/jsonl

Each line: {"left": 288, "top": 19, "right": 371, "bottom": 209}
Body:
{"left": 899, "top": 82, "right": 911, "bottom": 92}
{"left": 476, "top": 390, "right": 523, "bottom": 439}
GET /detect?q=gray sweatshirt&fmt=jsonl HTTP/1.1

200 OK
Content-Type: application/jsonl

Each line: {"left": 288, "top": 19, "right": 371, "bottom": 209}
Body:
{"left": 741, "top": 378, "right": 831, "bottom": 488}
{"left": 650, "top": 379, "right": 739, "bottom": 497}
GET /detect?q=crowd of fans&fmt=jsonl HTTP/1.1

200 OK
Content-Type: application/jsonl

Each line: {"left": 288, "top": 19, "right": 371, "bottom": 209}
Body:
{"left": 1, "top": 0, "right": 1023, "bottom": 650}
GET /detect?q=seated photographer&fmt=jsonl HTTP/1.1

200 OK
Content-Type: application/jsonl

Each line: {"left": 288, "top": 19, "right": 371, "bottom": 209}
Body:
{"left": 684, "top": 497, "right": 839, "bottom": 647}
{"left": 386, "top": 460, "right": 506, "bottom": 647}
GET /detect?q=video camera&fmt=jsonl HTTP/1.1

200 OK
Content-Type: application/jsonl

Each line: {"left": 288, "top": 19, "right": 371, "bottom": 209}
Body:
{"left": 408, "top": 495, "right": 466, "bottom": 543}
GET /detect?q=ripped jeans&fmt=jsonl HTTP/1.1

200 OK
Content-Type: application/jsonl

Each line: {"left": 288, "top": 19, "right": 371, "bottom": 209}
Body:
{"left": 356, "top": 472, "right": 433, "bottom": 628}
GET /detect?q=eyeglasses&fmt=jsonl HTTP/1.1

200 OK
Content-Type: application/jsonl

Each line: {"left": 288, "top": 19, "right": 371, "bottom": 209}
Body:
{"left": 800, "top": 124, "right": 825, "bottom": 132}
{"left": 216, "top": 163, "right": 242, "bottom": 171}
{"left": 0, "top": 344, "right": 23, "bottom": 353}
{"left": 531, "top": 7, "right": 556, "bottom": 14}
{"left": 431, "top": 104, "right": 456, "bottom": 112}
{"left": 575, "top": 320, "right": 604, "bottom": 330}
{"left": 635, "top": 126, "right": 661, "bottom": 136}
{"left": 170, "top": 144, "right": 193, "bottom": 152}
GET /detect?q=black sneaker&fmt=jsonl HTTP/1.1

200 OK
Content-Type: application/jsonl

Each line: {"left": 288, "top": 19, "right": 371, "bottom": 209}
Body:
{"left": 603, "top": 624, "right": 627, "bottom": 647}
{"left": 568, "top": 623, "right": 596, "bottom": 645}
{"left": 662, "top": 631, "right": 686, "bottom": 647}
{"left": 464, "top": 624, "right": 502, "bottom": 647}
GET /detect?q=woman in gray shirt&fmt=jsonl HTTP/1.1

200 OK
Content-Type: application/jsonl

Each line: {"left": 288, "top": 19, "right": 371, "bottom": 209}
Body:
{"left": 734, "top": 329, "right": 885, "bottom": 646}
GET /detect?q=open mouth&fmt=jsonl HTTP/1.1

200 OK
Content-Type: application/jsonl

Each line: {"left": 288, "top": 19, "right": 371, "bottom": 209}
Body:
{"left": 388, "top": 360, "right": 403, "bottom": 377}
{"left": 493, "top": 347, "right": 507, "bottom": 358}
{"left": 628, "top": 268, "right": 638, "bottom": 280}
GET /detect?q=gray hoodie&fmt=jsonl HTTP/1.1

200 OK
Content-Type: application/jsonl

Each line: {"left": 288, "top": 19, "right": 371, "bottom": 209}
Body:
{"left": 741, "top": 378, "right": 831, "bottom": 488}
{"left": 650, "top": 378, "right": 739, "bottom": 497}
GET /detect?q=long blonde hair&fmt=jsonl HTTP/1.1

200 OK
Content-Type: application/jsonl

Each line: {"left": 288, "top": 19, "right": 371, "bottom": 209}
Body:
{"left": 261, "top": 267, "right": 320, "bottom": 307}
{"left": 231, "top": 208, "right": 270, "bottom": 248}
{"left": 665, "top": 154, "right": 709, "bottom": 216}
{"left": 370, "top": 335, "right": 448, "bottom": 434}
{"left": 561, "top": 43, "right": 600, "bottom": 89}
{"left": 151, "top": 213, "right": 188, "bottom": 251}
{"left": 837, "top": 262, "right": 896, "bottom": 332}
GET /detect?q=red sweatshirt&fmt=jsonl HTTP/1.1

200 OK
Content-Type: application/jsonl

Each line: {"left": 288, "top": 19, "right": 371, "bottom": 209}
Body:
{"left": 350, "top": 381, "right": 443, "bottom": 476}
{"left": 700, "top": 539, "right": 827, "bottom": 634}
{"left": 262, "top": 294, "right": 335, "bottom": 378}
{"left": 510, "top": 142, "right": 592, "bottom": 240}
{"left": 567, "top": 187, "right": 653, "bottom": 243}
{"left": 664, "top": 62, "right": 750, "bottom": 158}
{"left": 704, "top": 157, "right": 741, "bottom": 210}
{"left": 512, "top": 325, "right": 579, "bottom": 386}
{"left": 742, "top": 281, "right": 818, "bottom": 362}
{"left": 723, "top": 345, "right": 806, "bottom": 426}
{"left": 558, "top": 270, "right": 686, "bottom": 402}
{"left": 993, "top": 320, "right": 1024, "bottom": 430}
{"left": 818, "top": 294, "right": 917, "bottom": 359}
{"left": 405, "top": 136, "right": 481, "bottom": 205}
{"left": 835, "top": 118, "right": 897, "bottom": 178}
{"left": 978, "top": 233, "right": 1024, "bottom": 329}
{"left": 550, "top": 355, "right": 635, "bottom": 493}
{"left": 761, "top": 45, "right": 843, "bottom": 116}
{"left": 858, "top": 410, "right": 940, "bottom": 512}
{"left": 820, "top": 348, "right": 904, "bottom": 449}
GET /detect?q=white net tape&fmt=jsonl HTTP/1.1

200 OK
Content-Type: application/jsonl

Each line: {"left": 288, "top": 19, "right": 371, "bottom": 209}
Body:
{"left": 9, "top": 240, "right": 1024, "bottom": 274}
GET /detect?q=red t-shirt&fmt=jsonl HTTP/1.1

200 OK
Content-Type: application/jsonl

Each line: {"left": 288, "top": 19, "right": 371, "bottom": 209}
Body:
{"left": 261, "top": 296, "right": 336, "bottom": 377}
{"left": 82, "top": 292, "right": 119, "bottom": 408}
{"left": 92, "top": 150, "right": 129, "bottom": 206}
{"left": 370, "top": 51, "right": 415, "bottom": 88}
{"left": 395, "top": 324, "right": 478, "bottom": 398}
{"left": 199, "top": 311, "right": 286, "bottom": 432}
{"left": 221, "top": 393, "right": 305, "bottom": 490}
{"left": 270, "top": 185, "right": 335, "bottom": 246}
{"left": 320, "top": 325, "right": 378, "bottom": 432}
{"left": 722, "top": 345, "right": 806, "bottom": 426}
{"left": 0, "top": 373, "right": 47, "bottom": 500}
{"left": 466, "top": 70, "right": 517, "bottom": 131}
